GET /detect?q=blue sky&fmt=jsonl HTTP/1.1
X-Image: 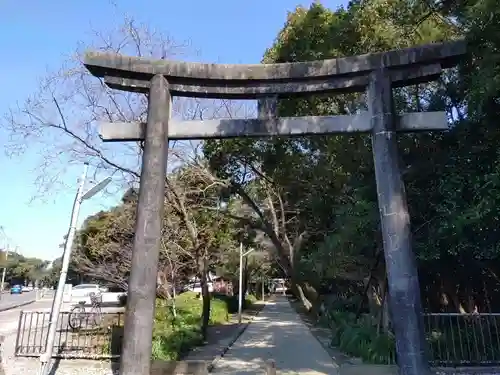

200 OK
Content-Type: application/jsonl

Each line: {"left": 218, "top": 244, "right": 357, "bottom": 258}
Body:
{"left": 0, "top": 0, "right": 345, "bottom": 261}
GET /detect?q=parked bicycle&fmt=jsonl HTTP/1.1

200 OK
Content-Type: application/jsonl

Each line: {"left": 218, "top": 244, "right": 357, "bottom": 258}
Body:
{"left": 68, "top": 291, "right": 103, "bottom": 330}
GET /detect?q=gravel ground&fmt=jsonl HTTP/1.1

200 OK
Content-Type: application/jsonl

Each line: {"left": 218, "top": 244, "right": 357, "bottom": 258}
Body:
{"left": 2, "top": 360, "right": 116, "bottom": 375}
{"left": 1, "top": 329, "right": 116, "bottom": 375}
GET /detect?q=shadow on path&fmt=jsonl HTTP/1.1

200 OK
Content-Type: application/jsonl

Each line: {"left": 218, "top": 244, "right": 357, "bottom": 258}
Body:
{"left": 211, "top": 297, "right": 339, "bottom": 374}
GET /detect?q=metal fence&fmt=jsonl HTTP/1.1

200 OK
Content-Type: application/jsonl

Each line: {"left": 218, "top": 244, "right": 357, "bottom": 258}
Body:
{"left": 15, "top": 310, "right": 125, "bottom": 359}
{"left": 15, "top": 310, "right": 500, "bottom": 365}
{"left": 424, "top": 313, "right": 500, "bottom": 366}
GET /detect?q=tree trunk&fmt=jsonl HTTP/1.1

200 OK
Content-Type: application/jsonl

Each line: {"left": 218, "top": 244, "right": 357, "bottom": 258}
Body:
{"left": 357, "top": 249, "right": 383, "bottom": 318}
{"left": 294, "top": 283, "right": 313, "bottom": 310}
{"left": 199, "top": 256, "right": 210, "bottom": 341}
{"left": 171, "top": 285, "right": 177, "bottom": 319}
{"left": 232, "top": 183, "right": 319, "bottom": 310}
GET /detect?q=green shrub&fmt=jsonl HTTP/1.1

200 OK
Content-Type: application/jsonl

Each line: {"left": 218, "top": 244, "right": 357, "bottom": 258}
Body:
{"left": 213, "top": 293, "right": 257, "bottom": 314}
{"left": 327, "top": 309, "right": 396, "bottom": 364}
{"left": 328, "top": 295, "right": 364, "bottom": 313}
{"left": 245, "top": 294, "right": 258, "bottom": 305}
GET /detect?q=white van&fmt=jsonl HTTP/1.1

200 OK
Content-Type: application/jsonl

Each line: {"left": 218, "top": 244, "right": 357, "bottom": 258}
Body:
{"left": 271, "top": 278, "right": 287, "bottom": 294}
{"left": 71, "top": 284, "right": 108, "bottom": 300}
{"left": 183, "top": 282, "right": 214, "bottom": 294}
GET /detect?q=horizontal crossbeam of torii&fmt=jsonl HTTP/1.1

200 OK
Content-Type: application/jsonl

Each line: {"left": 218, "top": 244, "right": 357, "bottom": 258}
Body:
{"left": 83, "top": 39, "right": 467, "bottom": 375}
{"left": 99, "top": 112, "right": 447, "bottom": 141}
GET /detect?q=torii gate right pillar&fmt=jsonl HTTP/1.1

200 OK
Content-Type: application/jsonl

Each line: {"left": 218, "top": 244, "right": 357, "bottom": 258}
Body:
{"left": 369, "top": 68, "right": 429, "bottom": 374}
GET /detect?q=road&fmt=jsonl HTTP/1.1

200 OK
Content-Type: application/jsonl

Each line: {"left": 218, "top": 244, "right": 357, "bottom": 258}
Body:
{"left": 0, "top": 291, "right": 36, "bottom": 312}
{"left": 0, "top": 299, "right": 54, "bottom": 335}
{"left": 0, "top": 292, "right": 124, "bottom": 375}
{"left": 0, "top": 291, "right": 56, "bottom": 335}
{"left": 0, "top": 292, "right": 123, "bottom": 337}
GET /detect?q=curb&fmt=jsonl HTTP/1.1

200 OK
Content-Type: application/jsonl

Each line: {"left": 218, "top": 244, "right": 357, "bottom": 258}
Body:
{"left": 0, "top": 299, "right": 36, "bottom": 313}
{"left": 0, "top": 335, "right": 5, "bottom": 375}
{"left": 207, "top": 301, "right": 269, "bottom": 373}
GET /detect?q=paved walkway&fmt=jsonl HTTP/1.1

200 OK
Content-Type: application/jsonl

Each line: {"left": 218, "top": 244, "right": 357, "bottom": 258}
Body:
{"left": 211, "top": 296, "right": 339, "bottom": 374}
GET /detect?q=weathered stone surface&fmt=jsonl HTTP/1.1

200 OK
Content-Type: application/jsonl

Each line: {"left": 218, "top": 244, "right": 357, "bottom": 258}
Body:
{"left": 98, "top": 111, "right": 447, "bottom": 141}
{"left": 119, "top": 75, "right": 170, "bottom": 375}
{"left": 83, "top": 41, "right": 463, "bottom": 98}
{"left": 369, "top": 69, "right": 431, "bottom": 375}
{"left": 102, "top": 63, "right": 442, "bottom": 98}
{"left": 85, "top": 40, "right": 463, "bottom": 80}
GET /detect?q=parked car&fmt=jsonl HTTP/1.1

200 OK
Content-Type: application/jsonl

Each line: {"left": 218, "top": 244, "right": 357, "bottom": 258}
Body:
{"left": 10, "top": 285, "right": 22, "bottom": 294}
{"left": 22, "top": 286, "right": 33, "bottom": 292}
{"left": 71, "top": 284, "right": 108, "bottom": 300}
{"left": 274, "top": 285, "right": 286, "bottom": 293}
{"left": 183, "top": 282, "right": 214, "bottom": 294}
{"left": 270, "top": 278, "right": 288, "bottom": 294}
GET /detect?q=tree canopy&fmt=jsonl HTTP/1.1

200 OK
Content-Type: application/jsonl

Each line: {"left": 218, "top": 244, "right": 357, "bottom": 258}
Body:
{"left": 0, "top": 250, "right": 50, "bottom": 287}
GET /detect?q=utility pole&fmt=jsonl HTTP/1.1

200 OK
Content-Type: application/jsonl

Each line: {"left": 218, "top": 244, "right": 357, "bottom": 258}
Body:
{"left": 39, "top": 164, "right": 88, "bottom": 375}
{"left": 261, "top": 275, "right": 265, "bottom": 302}
{"left": 38, "top": 164, "right": 110, "bottom": 375}
{"left": 238, "top": 243, "right": 255, "bottom": 324}
{"left": 0, "top": 245, "right": 8, "bottom": 296}
{"left": 238, "top": 242, "right": 243, "bottom": 324}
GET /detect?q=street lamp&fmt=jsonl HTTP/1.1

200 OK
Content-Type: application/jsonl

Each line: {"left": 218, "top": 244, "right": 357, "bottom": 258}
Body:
{"left": 0, "top": 227, "right": 10, "bottom": 297}
{"left": 39, "top": 163, "right": 111, "bottom": 375}
{"left": 238, "top": 243, "right": 255, "bottom": 324}
{"left": 0, "top": 247, "right": 8, "bottom": 296}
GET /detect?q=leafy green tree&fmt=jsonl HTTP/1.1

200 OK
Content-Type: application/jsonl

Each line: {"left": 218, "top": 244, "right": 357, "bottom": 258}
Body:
{"left": 205, "top": 0, "right": 500, "bottom": 317}
{"left": 2, "top": 252, "right": 50, "bottom": 286}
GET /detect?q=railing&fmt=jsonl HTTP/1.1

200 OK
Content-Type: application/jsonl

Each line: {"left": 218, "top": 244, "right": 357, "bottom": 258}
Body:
{"left": 423, "top": 313, "right": 500, "bottom": 366}
{"left": 15, "top": 310, "right": 125, "bottom": 359}
{"left": 16, "top": 309, "right": 500, "bottom": 366}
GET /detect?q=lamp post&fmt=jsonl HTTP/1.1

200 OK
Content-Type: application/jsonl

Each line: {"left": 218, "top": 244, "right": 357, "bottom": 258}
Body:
{"left": 0, "top": 246, "right": 8, "bottom": 296}
{"left": 0, "top": 227, "right": 10, "bottom": 298}
{"left": 39, "top": 163, "right": 111, "bottom": 375}
{"left": 238, "top": 243, "right": 255, "bottom": 324}
{"left": 261, "top": 275, "right": 265, "bottom": 302}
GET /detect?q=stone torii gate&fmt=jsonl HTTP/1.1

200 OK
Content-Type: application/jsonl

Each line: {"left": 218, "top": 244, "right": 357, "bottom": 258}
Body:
{"left": 84, "top": 40, "right": 466, "bottom": 375}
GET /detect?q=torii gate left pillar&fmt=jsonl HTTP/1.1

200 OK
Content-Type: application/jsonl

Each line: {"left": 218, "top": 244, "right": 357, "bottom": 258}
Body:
{"left": 117, "top": 75, "right": 171, "bottom": 373}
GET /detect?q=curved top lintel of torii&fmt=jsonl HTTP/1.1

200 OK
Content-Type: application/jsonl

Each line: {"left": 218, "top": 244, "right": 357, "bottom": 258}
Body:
{"left": 83, "top": 40, "right": 466, "bottom": 99}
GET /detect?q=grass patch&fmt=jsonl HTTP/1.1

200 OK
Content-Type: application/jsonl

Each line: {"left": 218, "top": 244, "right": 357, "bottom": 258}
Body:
{"left": 152, "top": 292, "right": 229, "bottom": 360}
